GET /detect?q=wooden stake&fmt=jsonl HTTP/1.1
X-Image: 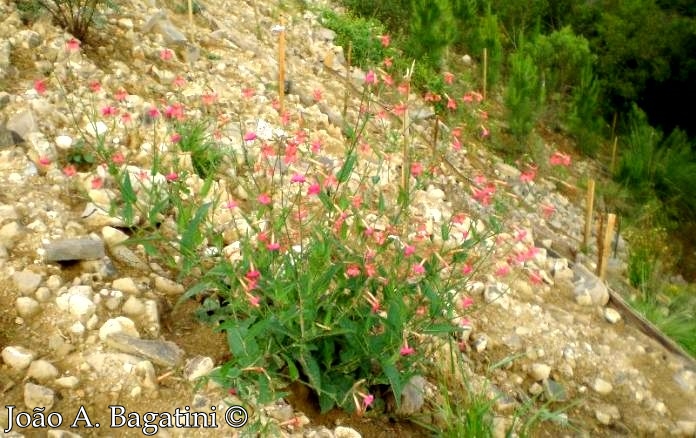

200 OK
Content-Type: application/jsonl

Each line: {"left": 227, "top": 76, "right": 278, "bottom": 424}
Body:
{"left": 583, "top": 179, "right": 595, "bottom": 249}
{"left": 343, "top": 42, "right": 352, "bottom": 119}
{"left": 188, "top": 0, "right": 193, "bottom": 25}
{"left": 482, "top": 48, "right": 488, "bottom": 101}
{"left": 597, "top": 213, "right": 616, "bottom": 281}
{"left": 278, "top": 20, "right": 286, "bottom": 114}
{"left": 431, "top": 116, "right": 440, "bottom": 157}
{"left": 610, "top": 136, "right": 618, "bottom": 174}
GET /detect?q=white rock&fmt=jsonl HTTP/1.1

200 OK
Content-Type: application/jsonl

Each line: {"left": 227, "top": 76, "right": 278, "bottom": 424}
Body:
{"left": 334, "top": 426, "right": 362, "bottom": 438}
{"left": 16, "top": 296, "right": 40, "bottom": 318}
{"left": 35, "top": 286, "right": 52, "bottom": 302}
{"left": 134, "top": 360, "right": 158, "bottom": 390}
{"left": 112, "top": 277, "right": 140, "bottom": 295}
{"left": 27, "top": 359, "right": 59, "bottom": 382}
{"left": 24, "top": 382, "right": 54, "bottom": 410}
{"left": 55, "top": 376, "right": 80, "bottom": 389}
{"left": 529, "top": 363, "right": 551, "bottom": 381}
{"left": 99, "top": 317, "right": 140, "bottom": 341}
{"left": 102, "top": 226, "right": 129, "bottom": 247}
{"left": 1, "top": 346, "right": 36, "bottom": 370}
{"left": 55, "top": 135, "right": 73, "bottom": 149}
{"left": 56, "top": 293, "right": 96, "bottom": 320}
{"left": 604, "top": 308, "right": 621, "bottom": 324}
{"left": 154, "top": 275, "right": 184, "bottom": 295}
{"left": 13, "top": 269, "right": 42, "bottom": 295}
{"left": 592, "top": 378, "right": 613, "bottom": 395}
{"left": 85, "top": 120, "right": 108, "bottom": 137}
{"left": 184, "top": 356, "right": 215, "bottom": 381}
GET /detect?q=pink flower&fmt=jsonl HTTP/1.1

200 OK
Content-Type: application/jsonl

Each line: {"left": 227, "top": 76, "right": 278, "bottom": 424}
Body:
{"left": 201, "top": 92, "right": 217, "bottom": 106}
{"left": 267, "top": 242, "right": 280, "bottom": 251}
{"left": 462, "top": 263, "right": 473, "bottom": 275}
{"left": 246, "top": 270, "right": 261, "bottom": 280}
{"left": 160, "top": 48, "right": 173, "bottom": 61}
{"left": 362, "top": 394, "right": 374, "bottom": 409}
{"left": 346, "top": 264, "right": 361, "bottom": 278}
{"left": 165, "top": 172, "right": 178, "bottom": 181}
{"left": 481, "top": 126, "right": 490, "bottom": 138}
{"left": 63, "top": 165, "right": 77, "bottom": 177}
{"left": 91, "top": 177, "right": 104, "bottom": 189}
{"left": 242, "top": 88, "right": 255, "bottom": 99}
{"left": 248, "top": 294, "right": 260, "bottom": 307}
{"left": 170, "top": 133, "right": 181, "bottom": 143}
{"left": 495, "top": 264, "right": 510, "bottom": 277}
{"left": 412, "top": 263, "right": 425, "bottom": 275}
{"left": 383, "top": 57, "right": 393, "bottom": 68}
{"left": 257, "top": 193, "right": 272, "bottom": 205}
{"left": 404, "top": 245, "right": 416, "bottom": 257}
{"left": 312, "top": 89, "right": 322, "bottom": 102}
{"left": 410, "top": 162, "right": 423, "bottom": 177}
{"left": 164, "top": 103, "right": 185, "bottom": 120}
{"left": 447, "top": 97, "right": 457, "bottom": 111}
{"left": 311, "top": 138, "right": 322, "bottom": 153}
{"left": 101, "top": 106, "right": 118, "bottom": 117}
{"left": 290, "top": 173, "right": 306, "bottom": 183}
{"left": 400, "top": 344, "right": 415, "bottom": 356}
{"left": 225, "top": 200, "right": 237, "bottom": 209}
{"left": 529, "top": 270, "right": 543, "bottom": 285}
{"left": 398, "top": 82, "right": 410, "bottom": 95}
{"left": 89, "top": 81, "right": 101, "bottom": 93}
{"left": 382, "top": 74, "right": 394, "bottom": 86}
{"left": 112, "top": 152, "right": 125, "bottom": 165}
{"left": 307, "top": 183, "right": 321, "bottom": 196}
{"left": 114, "top": 88, "right": 128, "bottom": 101}
{"left": 461, "top": 296, "right": 474, "bottom": 309}
{"left": 364, "top": 70, "right": 377, "bottom": 85}
{"left": 392, "top": 102, "right": 408, "bottom": 117}
{"left": 147, "top": 107, "right": 160, "bottom": 119}
{"left": 520, "top": 168, "right": 536, "bottom": 183}
{"left": 541, "top": 202, "right": 556, "bottom": 218}
{"left": 173, "top": 76, "right": 186, "bottom": 87}
{"left": 549, "top": 151, "right": 571, "bottom": 166}
{"left": 65, "top": 38, "right": 81, "bottom": 53}
{"left": 33, "top": 79, "right": 47, "bottom": 95}
{"left": 380, "top": 34, "right": 390, "bottom": 47}
{"left": 120, "top": 112, "right": 133, "bottom": 125}
{"left": 451, "top": 137, "right": 462, "bottom": 151}
{"left": 243, "top": 132, "right": 257, "bottom": 142}
{"left": 443, "top": 72, "right": 455, "bottom": 84}
{"left": 38, "top": 156, "right": 51, "bottom": 166}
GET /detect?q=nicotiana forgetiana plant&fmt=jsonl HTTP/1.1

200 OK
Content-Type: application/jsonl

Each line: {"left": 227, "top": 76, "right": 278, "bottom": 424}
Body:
{"left": 37, "top": 35, "right": 547, "bottom": 417}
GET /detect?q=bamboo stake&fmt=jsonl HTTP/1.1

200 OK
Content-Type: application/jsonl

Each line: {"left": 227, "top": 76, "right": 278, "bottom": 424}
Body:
{"left": 583, "top": 179, "right": 595, "bottom": 249}
{"left": 188, "top": 0, "right": 193, "bottom": 25}
{"left": 598, "top": 213, "right": 616, "bottom": 281}
{"left": 482, "top": 48, "right": 488, "bottom": 101}
{"left": 610, "top": 136, "right": 618, "bottom": 174}
{"left": 278, "top": 20, "right": 286, "bottom": 114}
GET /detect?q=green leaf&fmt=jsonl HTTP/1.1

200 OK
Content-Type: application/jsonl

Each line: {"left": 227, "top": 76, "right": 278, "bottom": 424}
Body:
{"left": 179, "top": 202, "right": 212, "bottom": 277}
{"left": 337, "top": 152, "right": 357, "bottom": 183}
{"left": 281, "top": 354, "right": 299, "bottom": 380}
{"left": 300, "top": 353, "right": 322, "bottom": 394}
{"left": 381, "top": 360, "right": 403, "bottom": 407}
{"left": 441, "top": 222, "right": 450, "bottom": 241}
{"left": 178, "top": 281, "right": 211, "bottom": 304}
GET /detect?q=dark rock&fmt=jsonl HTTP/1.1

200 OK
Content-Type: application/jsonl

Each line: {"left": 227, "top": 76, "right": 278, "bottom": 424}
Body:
{"left": 105, "top": 332, "right": 184, "bottom": 367}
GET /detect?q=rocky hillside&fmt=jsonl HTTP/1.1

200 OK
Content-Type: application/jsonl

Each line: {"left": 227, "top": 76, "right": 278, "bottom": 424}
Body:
{"left": 1, "top": 0, "right": 695, "bottom": 437}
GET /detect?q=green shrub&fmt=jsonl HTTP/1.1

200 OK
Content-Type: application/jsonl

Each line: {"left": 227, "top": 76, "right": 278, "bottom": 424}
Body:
{"left": 21, "top": 0, "right": 116, "bottom": 41}
{"left": 567, "top": 65, "right": 604, "bottom": 156}
{"left": 320, "top": 9, "right": 389, "bottom": 69}
{"left": 504, "top": 50, "right": 543, "bottom": 143}
{"left": 404, "top": 0, "right": 456, "bottom": 70}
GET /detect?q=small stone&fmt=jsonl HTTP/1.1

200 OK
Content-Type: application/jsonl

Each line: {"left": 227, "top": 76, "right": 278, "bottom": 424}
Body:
{"left": 397, "top": 375, "right": 426, "bottom": 415}
{"left": 604, "top": 308, "right": 621, "bottom": 324}
{"left": 595, "top": 404, "right": 620, "bottom": 425}
{"left": 473, "top": 333, "right": 489, "bottom": 352}
{"left": 99, "top": 317, "right": 140, "bottom": 341}
{"left": 543, "top": 379, "right": 568, "bottom": 402}
{"left": 85, "top": 121, "right": 108, "bottom": 137}
{"left": 529, "top": 363, "right": 551, "bottom": 381}
{"left": 112, "top": 277, "right": 140, "bottom": 295}
{"left": 134, "top": 360, "right": 158, "bottom": 390}
{"left": 267, "top": 403, "right": 294, "bottom": 422}
{"left": 35, "top": 286, "right": 52, "bottom": 302}
{"left": 24, "top": 382, "right": 54, "bottom": 410}
{"left": 675, "top": 421, "right": 696, "bottom": 436}
{"left": 16, "top": 296, "right": 40, "bottom": 318}
{"left": 305, "top": 426, "right": 334, "bottom": 438}
{"left": 12, "top": 269, "right": 42, "bottom": 295}
{"left": 105, "top": 332, "right": 184, "bottom": 367}
{"left": 529, "top": 382, "right": 544, "bottom": 395}
{"left": 55, "top": 135, "right": 73, "bottom": 149}
{"left": 1, "top": 346, "right": 35, "bottom": 370}
{"left": 101, "top": 226, "right": 130, "bottom": 247}
{"left": 592, "top": 378, "right": 613, "bottom": 395}
{"left": 47, "top": 430, "right": 82, "bottom": 438}
{"left": 27, "top": 359, "right": 59, "bottom": 382}
{"left": 334, "top": 426, "right": 362, "bottom": 438}
{"left": 109, "top": 245, "right": 149, "bottom": 271}
{"left": 56, "top": 293, "right": 95, "bottom": 320}
{"left": 154, "top": 276, "right": 184, "bottom": 295}
{"left": 54, "top": 376, "right": 80, "bottom": 389}
{"left": 184, "top": 356, "right": 215, "bottom": 381}
{"left": 122, "top": 295, "right": 145, "bottom": 317}
{"left": 43, "top": 238, "right": 105, "bottom": 262}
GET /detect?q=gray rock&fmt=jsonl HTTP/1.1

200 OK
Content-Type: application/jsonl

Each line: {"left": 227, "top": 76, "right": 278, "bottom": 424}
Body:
{"left": 6, "top": 110, "right": 37, "bottom": 138}
{"left": 543, "top": 379, "right": 568, "bottom": 402}
{"left": 26, "top": 132, "right": 57, "bottom": 161}
{"left": 0, "top": 92, "right": 10, "bottom": 108}
{"left": 54, "top": 376, "right": 80, "bottom": 389}
{"left": 334, "top": 426, "right": 361, "bottom": 438}
{"left": 484, "top": 283, "right": 510, "bottom": 309}
{"left": 473, "top": 333, "right": 489, "bottom": 352}
{"left": 305, "top": 426, "right": 334, "bottom": 438}
{"left": 27, "top": 359, "right": 59, "bottom": 382}
{"left": 13, "top": 269, "right": 42, "bottom": 295}
{"left": 397, "top": 375, "right": 426, "bottom": 415}
{"left": 267, "top": 403, "right": 294, "bottom": 422}
{"left": 16, "top": 296, "right": 40, "bottom": 318}
{"left": 108, "top": 245, "right": 149, "bottom": 271}
{"left": 1, "top": 346, "right": 35, "bottom": 370}
{"left": 142, "top": 10, "right": 187, "bottom": 45}
{"left": 43, "top": 238, "right": 105, "bottom": 262}
{"left": 0, "top": 122, "right": 21, "bottom": 148}
{"left": 184, "top": 356, "right": 215, "bottom": 381}
{"left": 315, "top": 28, "right": 336, "bottom": 41}
{"left": 24, "top": 382, "right": 54, "bottom": 410}
{"left": 105, "top": 332, "right": 184, "bottom": 367}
